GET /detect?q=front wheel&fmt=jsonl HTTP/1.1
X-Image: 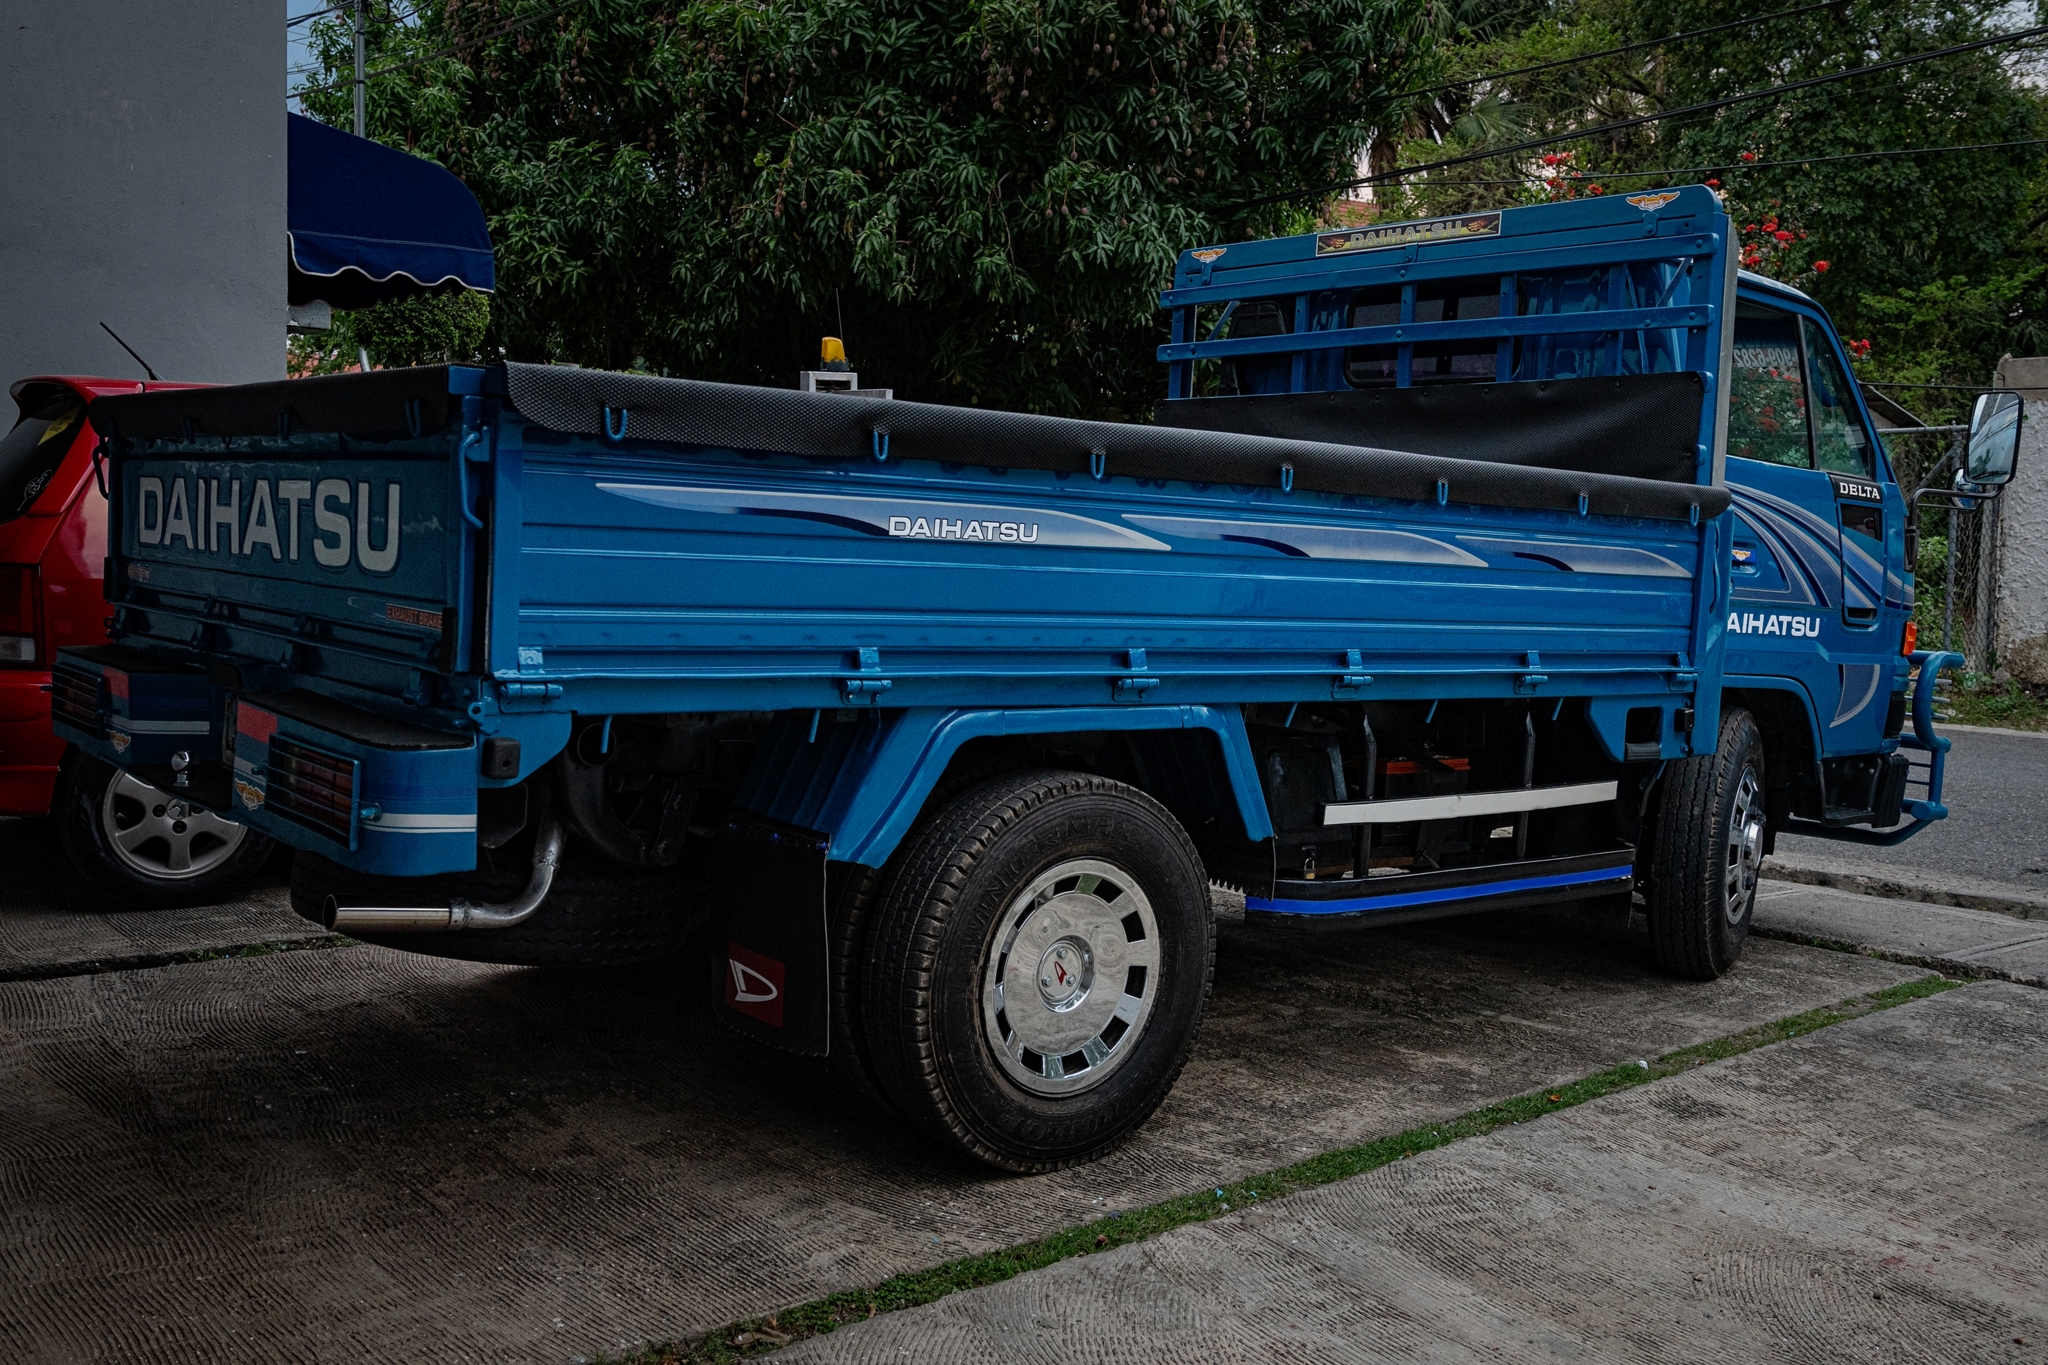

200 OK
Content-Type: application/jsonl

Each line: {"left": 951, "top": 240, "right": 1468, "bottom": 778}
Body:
{"left": 1646, "top": 708, "right": 1766, "bottom": 980}
{"left": 54, "top": 751, "right": 275, "bottom": 909}
{"left": 861, "top": 770, "right": 1215, "bottom": 1172}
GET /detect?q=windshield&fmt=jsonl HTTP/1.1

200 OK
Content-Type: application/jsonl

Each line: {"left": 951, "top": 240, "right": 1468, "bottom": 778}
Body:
{"left": 0, "top": 390, "right": 85, "bottom": 524}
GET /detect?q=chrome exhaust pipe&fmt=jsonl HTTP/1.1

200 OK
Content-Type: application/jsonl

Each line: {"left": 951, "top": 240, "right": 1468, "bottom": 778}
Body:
{"left": 326, "top": 817, "right": 565, "bottom": 934}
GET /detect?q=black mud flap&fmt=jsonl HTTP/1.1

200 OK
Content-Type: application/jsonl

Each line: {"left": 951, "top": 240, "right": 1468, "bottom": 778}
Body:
{"left": 709, "top": 814, "right": 831, "bottom": 1056}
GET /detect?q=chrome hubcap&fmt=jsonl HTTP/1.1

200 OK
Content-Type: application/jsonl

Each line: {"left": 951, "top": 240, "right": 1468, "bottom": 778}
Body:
{"left": 983, "top": 857, "right": 1161, "bottom": 1097}
{"left": 99, "top": 769, "right": 248, "bottom": 881}
{"left": 1725, "top": 763, "right": 1764, "bottom": 924}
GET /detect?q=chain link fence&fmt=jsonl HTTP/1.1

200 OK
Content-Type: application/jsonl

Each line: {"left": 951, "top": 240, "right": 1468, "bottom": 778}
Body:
{"left": 1883, "top": 426, "right": 2000, "bottom": 666}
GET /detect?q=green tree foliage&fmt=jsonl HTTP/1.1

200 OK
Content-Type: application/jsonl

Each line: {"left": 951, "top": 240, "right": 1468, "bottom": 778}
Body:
{"left": 291, "top": 291, "right": 493, "bottom": 375}
{"left": 299, "top": 0, "right": 1452, "bottom": 415}
{"left": 1374, "top": 0, "right": 2047, "bottom": 383}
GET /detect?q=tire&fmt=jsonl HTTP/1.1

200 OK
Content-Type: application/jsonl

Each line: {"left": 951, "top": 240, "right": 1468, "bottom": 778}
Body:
{"left": 1646, "top": 708, "right": 1766, "bottom": 980}
{"left": 826, "top": 762, "right": 1021, "bottom": 1116}
{"left": 54, "top": 751, "right": 275, "bottom": 909}
{"left": 290, "top": 825, "right": 694, "bottom": 966}
{"left": 861, "top": 770, "right": 1215, "bottom": 1172}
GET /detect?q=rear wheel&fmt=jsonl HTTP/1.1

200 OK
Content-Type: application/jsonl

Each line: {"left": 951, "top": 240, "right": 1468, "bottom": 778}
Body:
{"left": 55, "top": 751, "right": 275, "bottom": 909}
{"left": 1646, "top": 708, "right": 1765, "bottom": 980}
{"left": 861, "top": 771, "right": 1214, "bottom": 1171}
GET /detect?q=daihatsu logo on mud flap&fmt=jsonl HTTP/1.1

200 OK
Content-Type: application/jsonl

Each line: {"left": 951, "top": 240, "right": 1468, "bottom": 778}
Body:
{"left": 725, "top": 942, "right": 785, "bottom": 1028}
{"left": 1729, "top": 611, "right": 1823, "bottom": 637}
{"left": 134, "top": 474, "right": 402, "bottom": 573}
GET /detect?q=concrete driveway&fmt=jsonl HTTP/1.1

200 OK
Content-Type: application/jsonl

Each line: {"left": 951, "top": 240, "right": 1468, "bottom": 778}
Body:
{"left": 787, "top": 980, "right": 2047, "bottom": 1364}
{"left": 0, "top": 873, "right": 1924, "bottom": 1364}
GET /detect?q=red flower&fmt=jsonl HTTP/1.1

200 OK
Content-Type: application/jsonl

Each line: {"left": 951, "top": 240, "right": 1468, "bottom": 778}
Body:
{"left": 1740, "top": 151, "right": 1758, "bottom": 161}
{"left": 1812, "top": 260, "right": 1830, "bottom": 272}
{"left": 1706, "top": 178, "right": 1721, "bottom": 188}
{"left": 1773, "top": 230, "right": 1793, "bottom": 243}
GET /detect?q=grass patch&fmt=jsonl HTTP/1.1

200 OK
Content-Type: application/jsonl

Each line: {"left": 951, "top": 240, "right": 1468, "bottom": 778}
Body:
{"left": 1945, "top": 677, "right": 2048, "bottom": 732}
{"left": 0, "top": 932, "right": 350, "bottom": 984}
{"left": 610, "top": 974, "right": 1964, "bottom": 1364}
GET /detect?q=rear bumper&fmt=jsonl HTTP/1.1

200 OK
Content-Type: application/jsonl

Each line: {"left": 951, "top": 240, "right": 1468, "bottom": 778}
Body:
{"left": 0, "top": 673, "right": 63, "bottom": 816}
{"left": 51, "top": 645, "right": 482, "bottom": 877}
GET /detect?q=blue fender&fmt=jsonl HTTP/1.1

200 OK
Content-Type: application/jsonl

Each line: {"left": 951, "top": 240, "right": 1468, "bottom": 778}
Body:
{"left": 730, "top": 704, "right": 1273, "bottom": 868}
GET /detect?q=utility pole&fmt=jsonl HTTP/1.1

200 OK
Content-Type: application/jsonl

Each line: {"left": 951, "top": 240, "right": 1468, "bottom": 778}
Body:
{"left": 353, "top": 0, "right": 366, "bottom": 138}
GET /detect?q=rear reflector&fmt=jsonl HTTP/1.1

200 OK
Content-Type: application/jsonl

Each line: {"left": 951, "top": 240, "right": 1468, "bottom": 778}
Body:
{"left": 50, "top": 659, "right": 101, "bottom": 731}
{"left": 265, "top": 733, "right": 358, "bottom": 842}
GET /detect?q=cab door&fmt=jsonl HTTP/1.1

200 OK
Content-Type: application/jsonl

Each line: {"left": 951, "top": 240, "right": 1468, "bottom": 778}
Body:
{"left": 1723, "top": 296, "right": 1886, "bottom": 756}
{"left": 1800, "top": 313, "right": 1896, "bottom": 756}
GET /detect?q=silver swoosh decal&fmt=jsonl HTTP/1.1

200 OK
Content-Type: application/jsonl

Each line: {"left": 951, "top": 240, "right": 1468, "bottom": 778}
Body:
{"left": 597, "top": 483, "right": 1171, "bottom": 552}
{"left": 1457, "top": 536, "right": 1691, "bottom": 578}
{"left": 1123, "top": 515, "right": 1484, "bottom": 566}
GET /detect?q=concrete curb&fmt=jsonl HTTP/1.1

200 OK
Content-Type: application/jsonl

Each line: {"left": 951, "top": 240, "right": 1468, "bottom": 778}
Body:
{"left": 1761, "top": 858, "right": 2048, "bottom": 922}
{"left": 1749, "top": 925, "right": 2048, "bottom": 990}
{"left": 1939, "top": 722, "right": 2048, "bottom": 739}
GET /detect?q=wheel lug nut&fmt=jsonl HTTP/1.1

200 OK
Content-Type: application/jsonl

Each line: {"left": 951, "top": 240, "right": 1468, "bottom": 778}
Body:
{"left": 153, "top": 805, "right": 166, "bottom": 817}
{"left": 171, "top": 820, "right": 187, "bottom": 834}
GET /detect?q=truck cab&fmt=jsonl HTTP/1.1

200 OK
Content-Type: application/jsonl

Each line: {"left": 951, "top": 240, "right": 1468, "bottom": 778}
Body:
{"left": 1721, "top": 275, "right": 1915, "bottom": 838}
{"left": 1151, "top": 194, "right": 1964, "bottom": 854}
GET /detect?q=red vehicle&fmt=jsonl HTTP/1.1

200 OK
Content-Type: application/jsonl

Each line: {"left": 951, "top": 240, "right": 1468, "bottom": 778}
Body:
{"left": 2, "top": 376, "right": 273, "bottom": 904}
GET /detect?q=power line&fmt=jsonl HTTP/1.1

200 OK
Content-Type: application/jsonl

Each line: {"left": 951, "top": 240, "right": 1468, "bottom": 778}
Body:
{"left": 287, "top": 3, "right": 349, "bottom": 29}
{"left": 293, "top": 0, "right": 583, "bottom": 95}
{"left": 1362, "top": 136, "right": 2048, "bottom": 188}
{"left": 289, "top": 0, "right": 424, "bottom": 28}
{"left": 1391, "top": 1, "right": 1838, "bottom": 106}
{"left": 1236, "top": 22, "right": 2048, "bottom": 210}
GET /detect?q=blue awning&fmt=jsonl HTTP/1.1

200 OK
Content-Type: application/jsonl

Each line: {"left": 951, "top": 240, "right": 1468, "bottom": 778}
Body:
{"left": 288, "top": 113, "right": 494, "bottom": 309}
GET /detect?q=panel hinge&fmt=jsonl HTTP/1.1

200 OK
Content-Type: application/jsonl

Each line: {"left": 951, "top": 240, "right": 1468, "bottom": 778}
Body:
{"left": 1514, "top": 673, "right": 1549, "bottom": 695}
{"left": 842, "top": 647, "right": 892, "bottom": 705}
{"left": 842, "top": 678, "right": 893, "bottom": 705}
{"left": 1113, "top": 677, "right": 1161, "bottom": 702}
{"left": 1334, "top": 649, "right": 1372, "bottom": 698}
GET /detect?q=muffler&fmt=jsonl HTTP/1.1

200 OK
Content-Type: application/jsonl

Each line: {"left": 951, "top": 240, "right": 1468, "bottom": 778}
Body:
{"left": 325, "top": 817, "right": 565, "bottom": 933}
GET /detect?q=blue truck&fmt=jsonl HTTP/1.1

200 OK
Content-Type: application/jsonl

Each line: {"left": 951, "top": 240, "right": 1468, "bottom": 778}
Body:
{"left": 57, "top": 186, "right": 2017, "bottom": 1170}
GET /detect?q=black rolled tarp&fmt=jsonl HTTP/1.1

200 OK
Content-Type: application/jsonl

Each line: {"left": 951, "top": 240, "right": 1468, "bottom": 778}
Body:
{"left": 88, "top": 364, "right": 1730, "bottom": 523}
{"left": 1152, "top": 373, "right": 1706, "bottom": 487}
{"left": 501, "top": 363, "right": 1728, "bottom": 522}
{"left": 89, "top": 366, "right": 463, "bottom": 443}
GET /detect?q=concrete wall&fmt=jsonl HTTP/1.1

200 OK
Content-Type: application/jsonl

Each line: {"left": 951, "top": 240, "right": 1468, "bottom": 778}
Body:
{"left": 0, "top": 2, "right": 284, "bottom": 394}
{"left": 1993, "top": 357, "right": 2048, "bottom": 683}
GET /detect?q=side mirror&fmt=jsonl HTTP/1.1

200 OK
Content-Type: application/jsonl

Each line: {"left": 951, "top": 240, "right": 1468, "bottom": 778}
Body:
{"left": 1965, "top": 390, "right": 2023, "bottom": 486}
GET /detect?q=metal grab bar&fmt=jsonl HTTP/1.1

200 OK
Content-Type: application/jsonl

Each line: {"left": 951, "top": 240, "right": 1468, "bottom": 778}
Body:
{"left": 1787, "top": 650, "right": 1963, "bottom": 847}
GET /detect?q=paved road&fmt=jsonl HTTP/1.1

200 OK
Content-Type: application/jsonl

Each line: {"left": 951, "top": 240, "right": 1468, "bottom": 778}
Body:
{"left": 786, "top": 981, "right": 2048, "bottom": 1364}
{"left": 0, "top": 891, "right": 1918, "bottom": 1363}
{"left": 1777, "top": 726, "right": 2048, "bottom": 890}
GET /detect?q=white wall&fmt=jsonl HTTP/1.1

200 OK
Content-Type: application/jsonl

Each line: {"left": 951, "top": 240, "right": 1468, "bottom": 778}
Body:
{"left": 0, "top": 2, "right": 284, "bottom": 393}
{"left": 1993, "top": 356, "right": 2048, "bottom": 683}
